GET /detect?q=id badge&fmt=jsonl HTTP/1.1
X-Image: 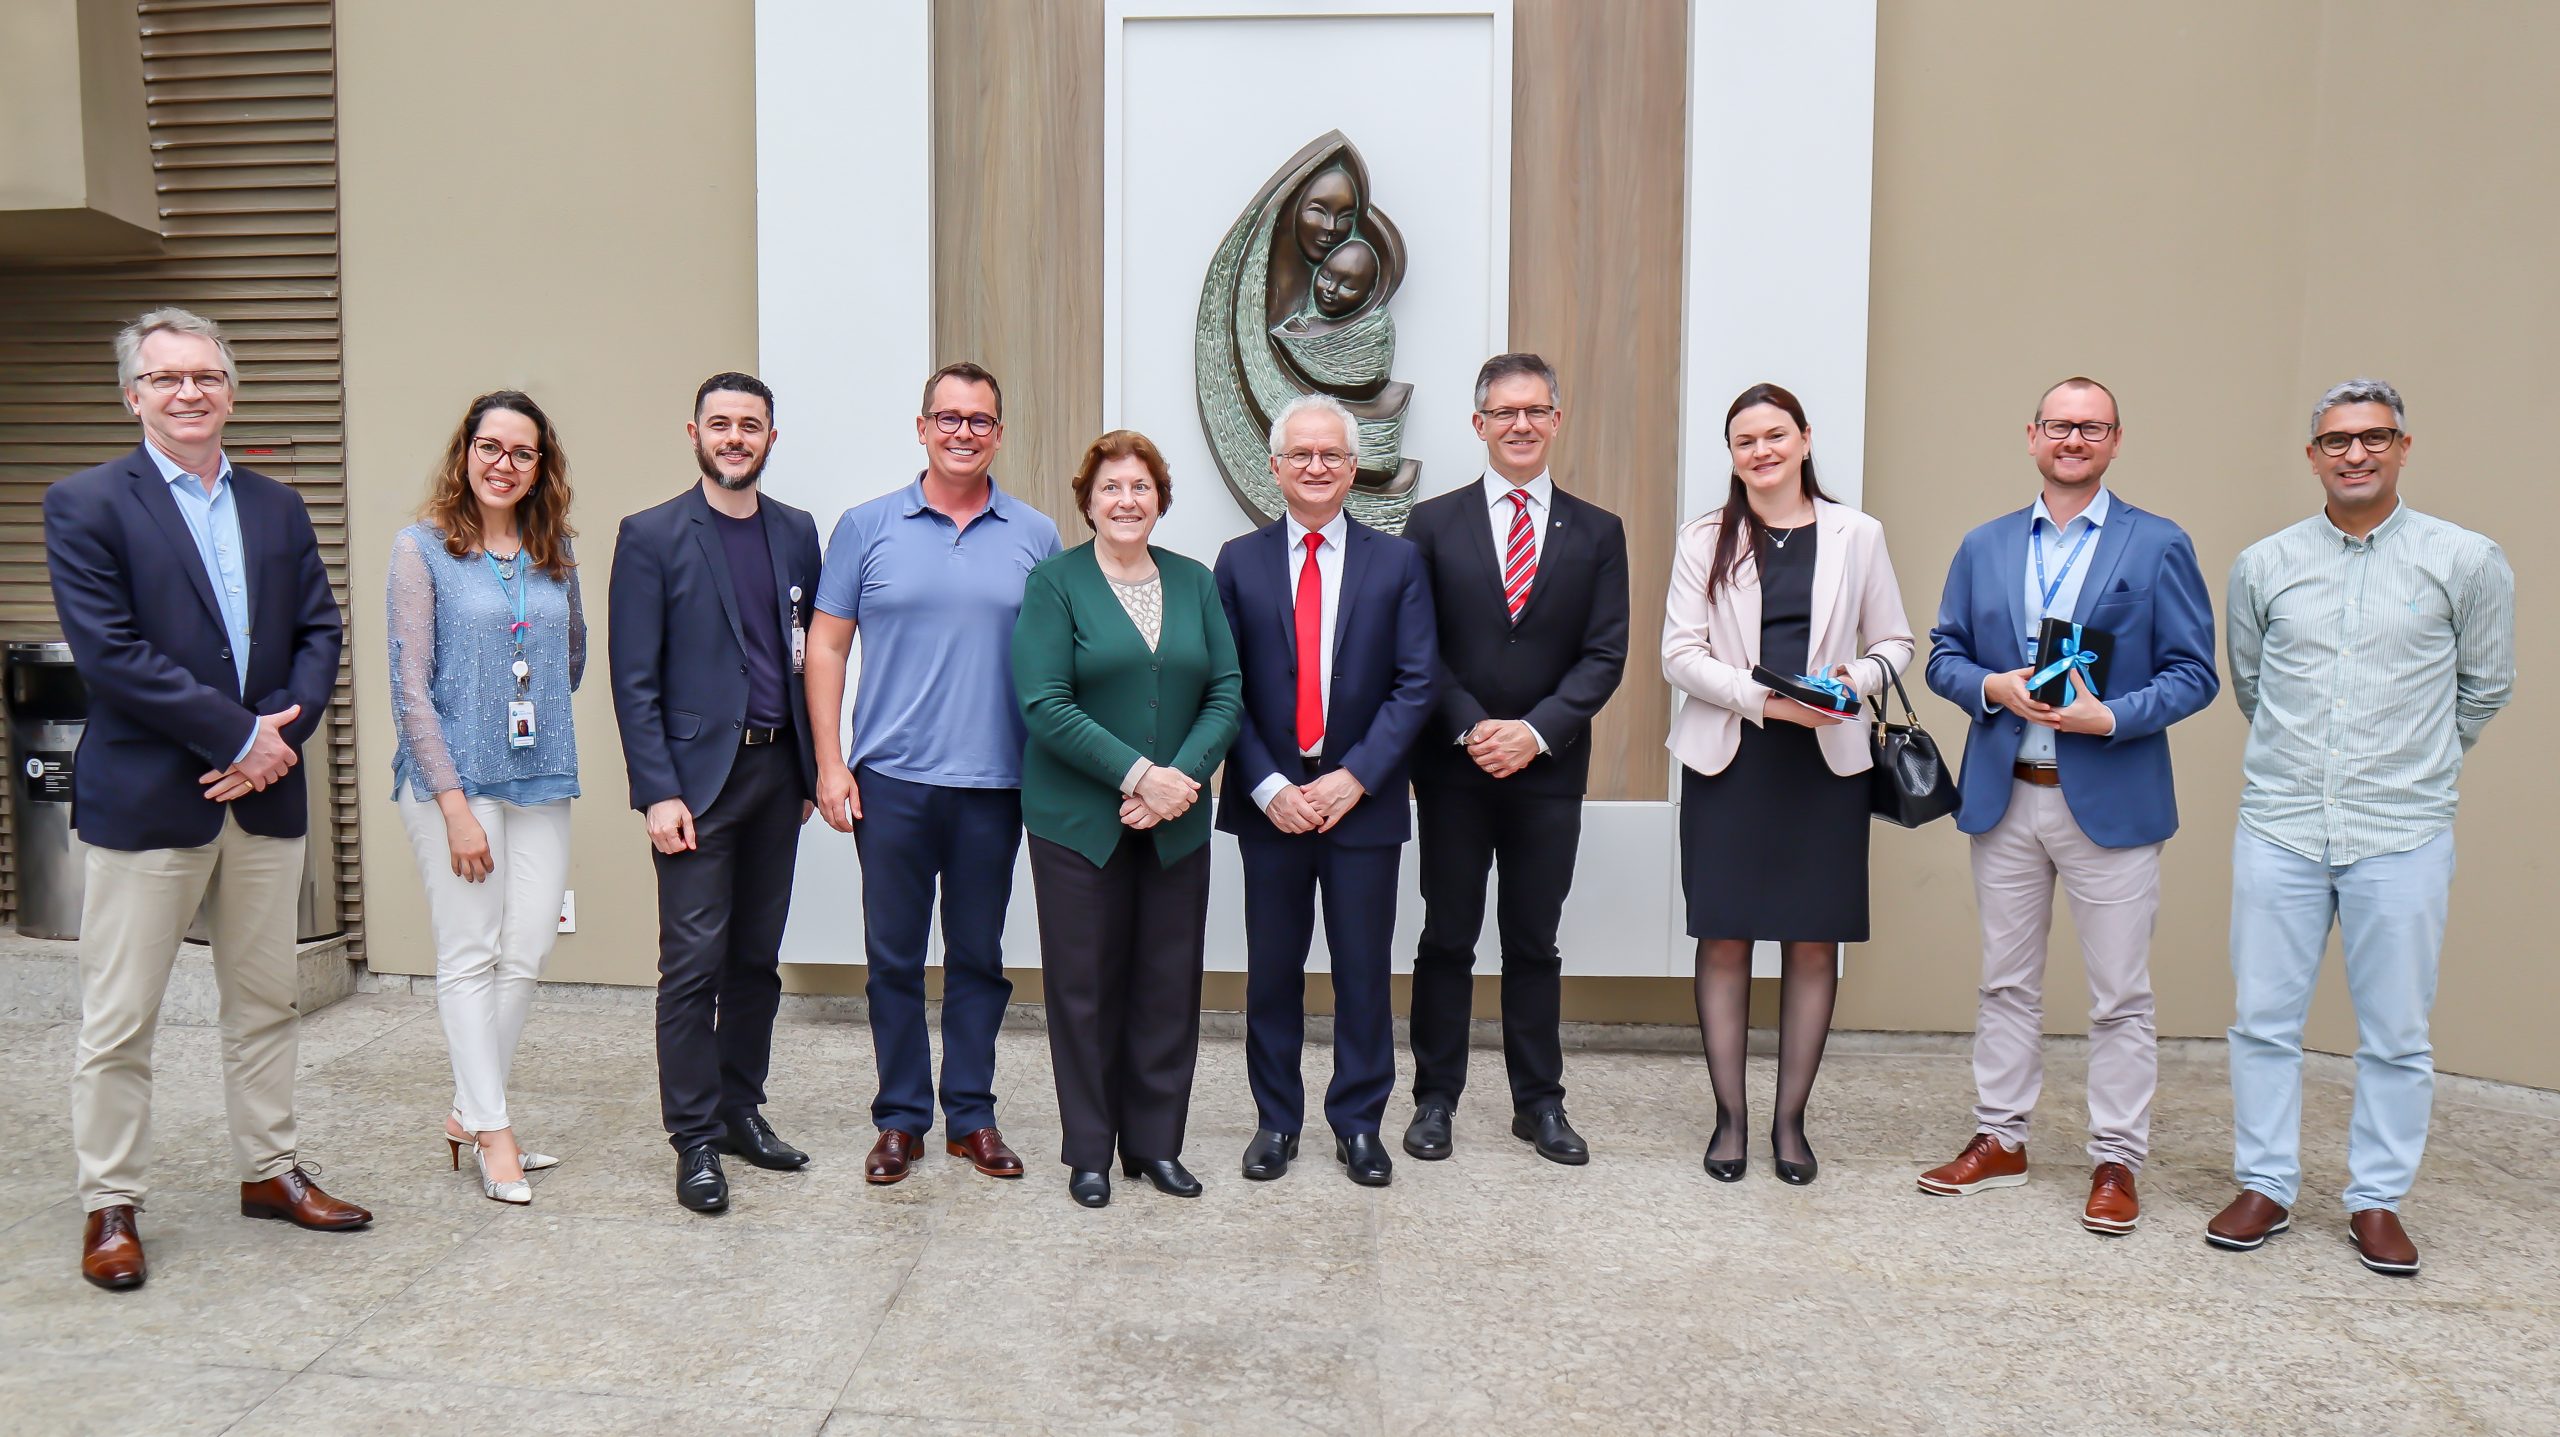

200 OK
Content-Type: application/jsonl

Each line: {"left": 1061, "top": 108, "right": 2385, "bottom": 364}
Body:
{"left": 789, "top": 584, "right": 807, "bottom": 674}
{"left": 507, "top": 699, "right": 538, "bottom": 748}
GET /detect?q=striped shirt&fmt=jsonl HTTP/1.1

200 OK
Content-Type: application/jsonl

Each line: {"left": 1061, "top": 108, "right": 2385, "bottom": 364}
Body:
{"left": 2227, "top": 503, "right": 2514, "bottom": 864}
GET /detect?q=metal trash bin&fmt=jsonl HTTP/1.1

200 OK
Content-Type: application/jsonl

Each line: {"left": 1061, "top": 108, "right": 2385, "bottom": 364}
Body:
{"left": 7, "top": 642, "right": 90, "bottom": 940}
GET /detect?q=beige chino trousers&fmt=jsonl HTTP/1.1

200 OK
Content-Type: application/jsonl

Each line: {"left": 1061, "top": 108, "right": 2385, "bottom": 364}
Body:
{"left": 1968, "top": 779, "right": 2162, "bottom": 1171}
{"left": 71, "top": 813, "right": 305, "bottom": 1211}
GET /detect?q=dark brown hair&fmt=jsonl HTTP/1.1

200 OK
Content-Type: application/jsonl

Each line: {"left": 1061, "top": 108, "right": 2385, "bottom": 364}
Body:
{"left": 421, "top": 390, "right": 575, "bottom": 578}
{"left": 1070, "top": 430, "right": 1172, "bottom": 530}
{"left": 920, "top": 361, "right": 1003, "bottom": 420}
{"left": 1706, "top": 382, "right": 1833, "bottom": 603}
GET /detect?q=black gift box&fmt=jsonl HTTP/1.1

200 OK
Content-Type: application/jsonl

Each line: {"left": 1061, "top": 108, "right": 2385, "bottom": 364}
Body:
{"left": 2027, "top": 618, "right": 2111, "bottom": 707}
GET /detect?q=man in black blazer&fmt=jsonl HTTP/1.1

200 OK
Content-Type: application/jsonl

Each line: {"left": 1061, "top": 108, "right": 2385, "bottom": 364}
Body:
{"left": 609, "top": 372, "right": 823, "bottom": 1215}
{"left": 1401, "top": 353, "right": 1628, "bottom": 1166}
{"left": 1214, "top": 394, "right": 1436, "bottom": 1187}
{"left": 48, "top": 308, "right": 365, "bottom": 1292}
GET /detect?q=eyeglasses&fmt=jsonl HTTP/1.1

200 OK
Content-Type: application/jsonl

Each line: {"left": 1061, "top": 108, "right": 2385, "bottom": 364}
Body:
{"left": 1479, "top": 405, "right": 1559, "bottom": 427}
{"left": 2313, "top": 426, "right": 2402, "bottom": 457}
{"left": 1279, "top": 449, "right": 1353, "bottom": 472}
{"left": 929, "top": 410, "right": 998, "bottom": 437}
{"left": 136, "top": 370, "right": 231, "bottom": 394}
{"left": 2037, "top": 420, "right": 2119, "bottom": 442}
{"left": 471, "top": 437, "right": 542, "bottom": 470}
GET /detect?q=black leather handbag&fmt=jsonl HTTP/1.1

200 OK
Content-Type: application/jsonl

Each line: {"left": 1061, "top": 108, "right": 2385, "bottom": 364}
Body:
{"left": 1865, "top": 657, "right": 1959, "bottom": 828}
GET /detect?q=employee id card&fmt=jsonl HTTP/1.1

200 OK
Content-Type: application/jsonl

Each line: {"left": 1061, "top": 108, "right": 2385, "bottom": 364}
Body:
{"left": 507, "top": 699, "right": 538, "bottom": 748}
{"left": 789, "top": 584, "right": 808, "bottom": 674}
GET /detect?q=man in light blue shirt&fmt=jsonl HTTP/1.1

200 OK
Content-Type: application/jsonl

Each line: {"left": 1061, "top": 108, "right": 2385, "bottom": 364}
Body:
{"left": 2207, "top": 379, "right": 2515, "bottom": 1277}
{"left": 803, "top": 362, "right": 1062, "bottom": 1185}
{"left": 142, "top": 441, "right": 259, "bottom": 765}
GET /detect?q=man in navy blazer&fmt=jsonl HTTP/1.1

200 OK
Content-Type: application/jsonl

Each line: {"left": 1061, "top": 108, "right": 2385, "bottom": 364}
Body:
{"left": 1918, "top": 377, "right": 2219, "bottom": 1237}
{"left": 609, "top": 372, "right": 823, "bottom": 1214}
{"left": 48, "top": 308, "right": 364, "bottom": 1293}
{"left": 1214, "top": 394, "right": 1436, "bottom": 1187}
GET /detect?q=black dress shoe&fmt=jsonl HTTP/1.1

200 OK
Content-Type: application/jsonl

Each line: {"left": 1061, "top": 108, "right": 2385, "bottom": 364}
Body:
{"left": 1335, "top": 1132, "right": 1393, "bottom": 1187}
{"left": 676, "top": 1144, "right": 729, "bottom": 1213}
{"left": 1772, "top": 1126, "right": 1819, "bottom": 1186}
{"left": 1402, "top": 1103, "right": 1454, "bottom": 1161}
{"left": 1241, "top": 1128, "right": 1300, "bottom": 1181}
{"left": 1121, "top": 1156, "right": 1203, "bottom": 1197}
{"left": 1512, "top": 1107, "right": 1590, "bottom": 1166}
{"left": 1702, "top": 1151, "right": 1747, "bottom": 1183}
{"left": 1068, "top": 1169, "right": 1111, "bottom": 1208}
{"left": 714, "top": 1111, "right": 811, "bottom": 1171}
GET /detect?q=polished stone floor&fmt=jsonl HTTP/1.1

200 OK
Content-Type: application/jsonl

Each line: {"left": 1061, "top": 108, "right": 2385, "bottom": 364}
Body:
{"left": 1, "top": 992, "right": 2555, "bottom": 1436}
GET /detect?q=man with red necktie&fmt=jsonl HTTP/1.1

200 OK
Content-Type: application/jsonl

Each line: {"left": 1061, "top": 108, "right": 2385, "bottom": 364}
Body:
{"left": 1399, "top": 353, "right": 1629, "bottom": 1167}
{"left": 1214, "top": 393, "right": 1436, "bottom": 1187}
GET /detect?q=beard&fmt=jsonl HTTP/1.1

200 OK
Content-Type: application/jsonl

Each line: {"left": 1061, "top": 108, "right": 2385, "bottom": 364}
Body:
{"left": 695, "top": 437, "right": 768, "bottom": 491}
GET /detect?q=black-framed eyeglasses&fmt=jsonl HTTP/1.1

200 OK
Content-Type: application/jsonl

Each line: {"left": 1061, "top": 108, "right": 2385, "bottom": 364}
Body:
{"left": 470, "top": 436, "right": 542, "bottom": 470}
{"left": 2313, "top": 426, "right": 2402, "bottom": 457}
{"left": 1479, "top": 405, "right": 1559, "bottom": 427}
{"left": 136, "top": 369, "right": 231, "bottom": 394}
{"left": 2037, "top": 420, "right": 2118, "bottom": 442}
{"left": 929, "top": 410, "right": 998, "bottom": 437}
{"left": 1279, "top": 449, "right": 1353, "bottom": 472}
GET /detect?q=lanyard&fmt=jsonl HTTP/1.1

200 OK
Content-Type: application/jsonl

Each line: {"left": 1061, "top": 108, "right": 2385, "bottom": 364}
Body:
{"left": 483, "top": 550, "right": 530, "bottom": 686}
{"left": 2032, "top": 516, "right": 2097, "bottom": 618}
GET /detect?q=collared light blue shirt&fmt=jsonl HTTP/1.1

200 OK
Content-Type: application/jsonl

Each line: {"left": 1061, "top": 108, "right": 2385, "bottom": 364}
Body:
{"left": 143, "top": 438, "right": 257, "bottom": 764}
{"left": 814, "top": 476, "right": 1062, "bottom": 788}
{"left": 1995, "top": 486, "right": 2112, "bottom": 765}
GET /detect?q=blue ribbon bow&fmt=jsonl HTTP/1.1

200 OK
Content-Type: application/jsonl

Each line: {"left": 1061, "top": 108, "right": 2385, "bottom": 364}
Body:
{"left": 2028, "top": 623, "right": 2100, "bottom": 704}
{"left": 1791, "top": 670, "right": 1858, "bottom": 713}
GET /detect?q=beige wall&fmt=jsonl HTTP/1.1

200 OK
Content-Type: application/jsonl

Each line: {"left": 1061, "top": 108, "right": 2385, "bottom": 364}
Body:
{"left": 336, "top": 1, "right": 2555, "bottom": 1087}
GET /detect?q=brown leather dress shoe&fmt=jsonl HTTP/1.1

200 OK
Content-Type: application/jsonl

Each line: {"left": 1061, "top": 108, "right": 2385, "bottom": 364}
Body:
{"left": 81, "top": 1205, "right": 146, "bottom": 1291}
{"left": 865, "top": 1130, "right": 924, "bottom": 1185}
{"left": 1916, "top": 1133, "right": 2027, "bottom": 1196}
{"left": 2082, "top": 1162, "right": 2140, "bottom": 1235}
{"left": 239, "top": 1167, "right": 373, "bottom": 1230}
{"left": 2348, "top": 1209, "right": 2421, "bottom": 1276}
{"left": 2204, "top": 1189, "right": 2291, "bottom": 1251}
{"left": 947, "top": 1127, "right": 1024, "bottom": 1179}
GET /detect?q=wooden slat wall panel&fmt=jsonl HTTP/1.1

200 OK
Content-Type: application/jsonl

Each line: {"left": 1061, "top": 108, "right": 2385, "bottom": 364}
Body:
{"left": 1508, "top": 0, "right": 1689, "bottom": 801}
{"left": 931, "top": 0, "right": 1104, "bottom": 532}
{"left": 0, "top": 0, "right": 360, "bottom": 946}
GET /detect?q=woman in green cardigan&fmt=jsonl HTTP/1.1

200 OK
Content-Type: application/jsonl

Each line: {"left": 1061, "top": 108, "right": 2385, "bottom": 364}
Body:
{"left": 1015, "top": 430, "right": 1242, "bottom": 1208}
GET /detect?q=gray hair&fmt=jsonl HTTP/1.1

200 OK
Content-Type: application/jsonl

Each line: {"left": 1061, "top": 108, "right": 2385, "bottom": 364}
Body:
{"left": 2310, "top": 377, "right": 2405, "bottom": 437}
{"left": 114, "top": 307, "right": 238, "bottom": 392}
{"left": 1267, "top": 392, "right": 1358, "bottom": 457}
{"left": 1473, "top": 352, "right": 1563, "bottom": 410}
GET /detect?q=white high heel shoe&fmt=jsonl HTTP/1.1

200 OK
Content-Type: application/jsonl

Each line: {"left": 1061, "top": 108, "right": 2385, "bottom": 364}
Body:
{"left": 461, "top": 1139, "right": 532, "bottom": 1206}
{"left": 443, "top": 1119, "right": 559, "bottom": 1172}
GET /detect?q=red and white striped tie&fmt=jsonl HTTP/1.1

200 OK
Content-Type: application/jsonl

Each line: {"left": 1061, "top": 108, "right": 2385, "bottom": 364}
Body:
{"left": 1502, "top": 489, "right": 1537, "bottom": 620}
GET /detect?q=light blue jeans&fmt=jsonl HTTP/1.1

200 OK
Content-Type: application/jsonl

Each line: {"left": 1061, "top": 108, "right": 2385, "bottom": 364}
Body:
{"left": 2227, "top": 826, "right": 2453, "bottom": 1214}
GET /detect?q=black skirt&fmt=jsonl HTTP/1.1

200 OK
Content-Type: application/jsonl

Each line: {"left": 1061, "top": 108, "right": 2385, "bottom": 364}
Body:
{"left": 1679, "top": 719, "right": 1871, "bottom": 942}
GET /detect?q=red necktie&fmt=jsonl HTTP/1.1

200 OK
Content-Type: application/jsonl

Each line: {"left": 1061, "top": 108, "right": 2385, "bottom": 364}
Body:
{"left": 1503, "top": 489, "right": 1537, "bottom": 620}
{"left": 1295, "top": 532, "right": 1325, "bottom": 752}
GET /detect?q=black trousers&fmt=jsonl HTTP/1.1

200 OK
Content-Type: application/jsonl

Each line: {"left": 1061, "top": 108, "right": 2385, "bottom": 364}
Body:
{"left": 1409, "top": 781, "right": 1583, "bottom": 1113}
{"left": 652, "top": 741, "right": 802, "bottom": 1149}
{"left": 1027, "top": 832, "right": 1210, "bottom": 1170}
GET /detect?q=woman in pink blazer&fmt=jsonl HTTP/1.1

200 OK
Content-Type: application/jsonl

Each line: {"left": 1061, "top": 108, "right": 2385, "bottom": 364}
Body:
{"left": 1661, "top": 383, "right": 1914, "bottom": 1186}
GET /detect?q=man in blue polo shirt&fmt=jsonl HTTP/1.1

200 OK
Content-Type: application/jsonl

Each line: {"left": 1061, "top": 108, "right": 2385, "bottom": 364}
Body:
{"left": 806, "top": 362, "right": 1062, "bottom": 1185}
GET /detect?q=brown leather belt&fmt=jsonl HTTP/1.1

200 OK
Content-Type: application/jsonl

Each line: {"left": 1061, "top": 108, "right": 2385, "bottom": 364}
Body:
{"left": 742, "top": 726, "right": 784, "bottom": 747}
{"left": 2012, "top": 762, "right": 2061, "bottom": 787}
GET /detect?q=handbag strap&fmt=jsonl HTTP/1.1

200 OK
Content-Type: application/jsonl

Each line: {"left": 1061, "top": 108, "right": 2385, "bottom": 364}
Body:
{"left": 1864, "top": 653, "right": 1922, "bottom": 726}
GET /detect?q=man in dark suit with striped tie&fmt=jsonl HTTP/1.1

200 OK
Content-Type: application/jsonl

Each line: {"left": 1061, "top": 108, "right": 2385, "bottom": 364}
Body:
{"left": 1400, "top": 353, "right": 1630, "bottom": 1165}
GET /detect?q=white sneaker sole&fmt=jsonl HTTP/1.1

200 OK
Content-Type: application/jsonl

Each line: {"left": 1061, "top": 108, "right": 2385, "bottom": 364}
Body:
{"left": 2350, "top": 1238, "right": 2420, "bottom": 1276}
{"left": 2204, "top": 1217, "right": 2291, "bottom": 1251}
{"left": 2081, "top": 1212, "right": 2138, "bottom": 1235}
{"left": 1916, "top": 1171, "right": 2029, "bottom": 1197}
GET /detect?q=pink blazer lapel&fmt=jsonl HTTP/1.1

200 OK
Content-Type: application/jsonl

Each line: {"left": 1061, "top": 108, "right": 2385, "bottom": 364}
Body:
{"left": 1805, "top": 501, "right": 1849, "bottom": 664}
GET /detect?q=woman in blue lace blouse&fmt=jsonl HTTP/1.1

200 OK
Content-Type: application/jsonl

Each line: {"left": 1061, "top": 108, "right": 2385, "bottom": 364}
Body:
{"left": 387, "top": 390, "right": 583, "bottom": 1205}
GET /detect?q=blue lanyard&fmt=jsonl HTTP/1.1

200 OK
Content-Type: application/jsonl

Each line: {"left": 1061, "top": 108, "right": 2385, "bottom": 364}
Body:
{"left": 2032, "top": 516, "right": 2097, "bottom": 618}
{"left": 483, "top": 550, "right": 529, "bottom": 667}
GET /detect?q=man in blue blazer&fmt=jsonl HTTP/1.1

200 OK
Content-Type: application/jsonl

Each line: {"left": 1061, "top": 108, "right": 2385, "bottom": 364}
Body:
{"left": 1917, "top": 377, "right": 2218, "bottom": 1238}
{"left": 609, "top": 372, "right": 824, "bottom": 1215}
{"left": 1214, "top": 394, "right": 1436, "bottom": 1187}
{"left": 49, "top": 308, "right": 365, "bottom": 1292}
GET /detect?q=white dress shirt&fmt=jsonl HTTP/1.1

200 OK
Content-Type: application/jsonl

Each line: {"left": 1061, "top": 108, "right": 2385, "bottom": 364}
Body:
{"left": 1252, "top": 509, "right": 1347, "bottom": 809}
{"left": 1466, "top": 471, "right": 1553, "bottom": 755}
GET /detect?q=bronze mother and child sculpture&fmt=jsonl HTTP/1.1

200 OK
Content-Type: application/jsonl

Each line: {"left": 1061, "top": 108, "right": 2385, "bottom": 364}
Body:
{"left": 1197, "top": 131, "right": 1422, "bottom": 530}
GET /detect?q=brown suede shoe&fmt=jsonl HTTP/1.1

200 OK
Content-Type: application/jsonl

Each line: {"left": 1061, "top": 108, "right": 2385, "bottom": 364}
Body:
{"left": 865, "top": 1130, "right": 924, "bottom": 1185}
{"left": 2204, "top": 1189, "right": 2291, "bottom": 1251}
{"left": 947, "top": 1127, "right": 1024, "bottom": 1179}
{"left": 81, "top": 1205, "right": 146, "bottom": 1291}
{"left": 240, "top": 1167, "right": 372, "bottom": 1230}
{"left": 2082, "top": 1163, "right": 2140, "bottom": 1235}
{"left": 1916, "top": 1133, "right": 2027, "bottom": 1196}
{"left": 2348, "top": 1209, "right": 2421, "bottom": 1277}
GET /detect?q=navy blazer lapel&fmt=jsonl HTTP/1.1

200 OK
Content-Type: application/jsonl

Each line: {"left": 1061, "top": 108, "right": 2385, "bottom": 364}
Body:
{"left": 1332, "top": 518, "right": 1374, "bottom": 655}
{"left": 1509, "top": 499, "right": 1572, "bottom": 627}
{"left": 759, "top": 500, "right": 800, "bottom": 646}
{"left": 686, "top": 491, "right": 749, "bottom": 656}
{"left": 1996, "top": 505, "right": 2034, "bottom": 662}
{"left": 2071, "top": 503, "right": 2140, "bottom": 625}
{"left": 1463, "top": 481, "right": 1512, "bottom": 618}
{"left": 124, "top": 452, "right": 227, "bottom": 634}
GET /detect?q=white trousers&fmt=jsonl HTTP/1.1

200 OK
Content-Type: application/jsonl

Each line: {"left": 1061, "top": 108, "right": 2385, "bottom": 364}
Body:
{"left": 397, "top": 794, "right": 571, "bottom": 1131}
